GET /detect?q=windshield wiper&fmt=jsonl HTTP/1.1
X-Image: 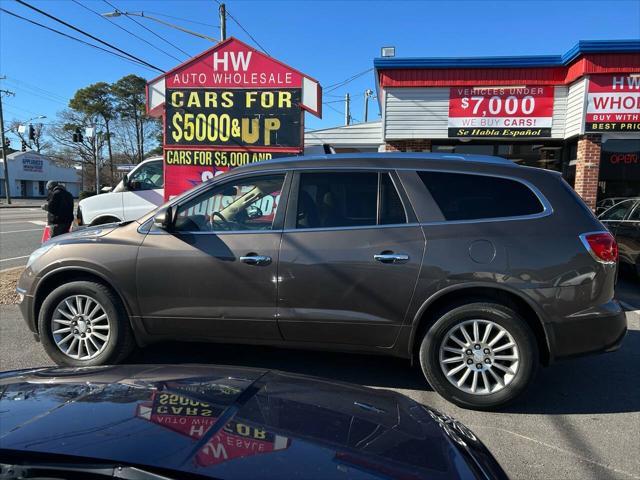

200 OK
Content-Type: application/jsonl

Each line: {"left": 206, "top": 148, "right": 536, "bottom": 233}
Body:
{"left": 1, "top": 461, "right": 174, "bottom": 480}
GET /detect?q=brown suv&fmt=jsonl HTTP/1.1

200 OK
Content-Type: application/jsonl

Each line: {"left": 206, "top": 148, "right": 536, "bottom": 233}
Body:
{"left": 17, "top": 153, "right": 627, "bottom": 409}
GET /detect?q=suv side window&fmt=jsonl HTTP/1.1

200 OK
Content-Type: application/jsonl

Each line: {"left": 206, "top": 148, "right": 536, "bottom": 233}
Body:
{"left": 296, "top": 172, "right": 407, "bottom": 229}
{"left": 128, "top": 161, "right": 164, "bottom": 191}
{"left": 174, "top": 174, "right": 285, "bottom": 232}
{"left": 417, "top": 171, "right": 544, "bottom": 221}
{"left": 600, "top": 199, "right": 635, "bottom": 221}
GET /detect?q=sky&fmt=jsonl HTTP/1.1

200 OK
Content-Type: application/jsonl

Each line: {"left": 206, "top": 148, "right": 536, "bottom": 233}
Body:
{"left": 1, "top": 0, "right": 639, "bottom": 138}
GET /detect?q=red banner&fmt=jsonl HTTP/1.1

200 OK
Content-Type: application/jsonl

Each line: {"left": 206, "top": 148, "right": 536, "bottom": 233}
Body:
{"left": 448, "top": 86, "right": 554, "bottom": 137}
{"left": 163, "top": 149, "right": 292, "bottom": 200}
{"left": 585, "top": 74, "right": 640, "bottom": 132}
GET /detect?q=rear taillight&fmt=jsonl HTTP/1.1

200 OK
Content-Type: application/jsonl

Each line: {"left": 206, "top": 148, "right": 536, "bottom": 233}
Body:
{"left": 579, "top": 232, "right": 618, "bottom": 264}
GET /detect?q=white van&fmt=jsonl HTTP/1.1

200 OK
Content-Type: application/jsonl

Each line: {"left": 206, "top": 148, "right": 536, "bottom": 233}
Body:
{"left": 77, "top": 157, "right": 164, "bottom": 226}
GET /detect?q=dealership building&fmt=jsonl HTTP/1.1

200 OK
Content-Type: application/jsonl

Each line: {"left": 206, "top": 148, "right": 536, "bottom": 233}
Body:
{"left": 306, "top": 40, "right": 640, "bottom": 209}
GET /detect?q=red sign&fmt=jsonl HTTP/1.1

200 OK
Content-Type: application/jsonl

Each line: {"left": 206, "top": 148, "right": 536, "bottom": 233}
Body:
{"left": 136, "top": 390, "right": 290, "bottom": 467}
{"left": 147, "top": 38, "right": 321, "bottom": 200}
{"left": 448, "top": 86, "right": 554, "bottom": 137}
{"left": 166, "top": 41, "right": 303, "bottom": 89}
{"left": 586, "top": 74, "right": 640, "bottom": 132}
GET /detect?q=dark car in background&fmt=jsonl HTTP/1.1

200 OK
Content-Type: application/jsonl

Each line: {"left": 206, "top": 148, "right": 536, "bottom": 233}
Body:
{"left": 599, "top": 197, "right": 640, "bottom": 277}
{"left": 595, "top": 197, "right": 629, "bottom": 216}
{"left": 0, "top": 365, "right": 508, "bottom": 480}
{"left": 16, "top": 153, "right": 627, "bottom": 409}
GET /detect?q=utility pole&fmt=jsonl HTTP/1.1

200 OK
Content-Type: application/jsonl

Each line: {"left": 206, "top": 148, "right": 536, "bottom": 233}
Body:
{"left": 0, "top": 84, "right": 15, "bottom": 204}
{"left": 219, "top": 3, "right": 226, "bottom": 40}
{"left": 344, "top": 93, "right": 351, "bottom": 126}
{"left": 363, "top": 89, "right": 373, "bottom": 123}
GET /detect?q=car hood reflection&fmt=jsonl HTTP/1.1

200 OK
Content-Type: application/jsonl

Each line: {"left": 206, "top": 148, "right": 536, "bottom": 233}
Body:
{"left": 0, "top": 365, "right": 503, "bottom": 479}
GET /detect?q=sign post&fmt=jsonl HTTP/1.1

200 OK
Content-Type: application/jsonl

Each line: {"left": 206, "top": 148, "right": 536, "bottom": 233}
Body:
{"left": 147, "top": 37, "right": 322, "bottom": 200}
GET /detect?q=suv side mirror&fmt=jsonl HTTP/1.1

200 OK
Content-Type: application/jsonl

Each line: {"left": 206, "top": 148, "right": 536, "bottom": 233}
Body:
{"left": 153, "top": 206, "right": 173, "bottom": 231}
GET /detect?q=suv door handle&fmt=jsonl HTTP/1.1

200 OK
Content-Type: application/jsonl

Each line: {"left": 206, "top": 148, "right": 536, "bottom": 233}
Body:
{"left": 374, "top": 253, "right": 409, "bottom": 264}
{"left": 240, "top": 254, "right": 272, "bottom": 266}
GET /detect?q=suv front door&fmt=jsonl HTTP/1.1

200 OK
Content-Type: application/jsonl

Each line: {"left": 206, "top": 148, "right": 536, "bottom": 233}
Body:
{"left": 136, "top": 172, "right": 289, "bottom": 341}
{"left": 277, "top": 170, "right": 425, "bottom": 347}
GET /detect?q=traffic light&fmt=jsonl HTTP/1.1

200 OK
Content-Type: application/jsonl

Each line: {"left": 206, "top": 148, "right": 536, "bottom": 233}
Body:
{"left": 28, "top": 125, "right": 36, "bottom": 141}
{"left": 21, "top": 140, "right": 27, "bottom": 152}
{"left": 3, "top": 138, "right": 9, "bottom": 149}
{"left": 72, "top": 127, "right": 83, "bottom": 143}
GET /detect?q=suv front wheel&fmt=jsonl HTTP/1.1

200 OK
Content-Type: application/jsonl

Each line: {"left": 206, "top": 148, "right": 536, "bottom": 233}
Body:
{"left": 420, "top": 302, "right": 538, "bottom": 410}
{"left": 38, "top": 280, "right": 135, "bottom": 367}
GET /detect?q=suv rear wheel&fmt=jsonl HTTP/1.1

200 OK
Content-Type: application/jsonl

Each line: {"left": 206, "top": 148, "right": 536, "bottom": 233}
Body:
{"left": 38, "top": 281, "right": 135, "bottom": 367}
{"left": 420, "top": 302, "right": 538, "bottom": 410}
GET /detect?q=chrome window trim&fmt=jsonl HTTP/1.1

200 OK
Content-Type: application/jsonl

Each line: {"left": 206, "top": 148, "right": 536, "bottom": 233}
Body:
{"left": 414, "top": 169, "right": 553, "bottom": 224}
{"left": 283, "top": 222, "right": 421, "bottom": 234}
{"left": 145, "top": 164, "right": 554, "bottom": 231}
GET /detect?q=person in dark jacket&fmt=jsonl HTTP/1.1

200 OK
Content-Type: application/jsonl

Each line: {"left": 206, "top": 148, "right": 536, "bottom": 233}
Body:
{"left": 42, "top": 181, "right": 74, "bottom": 237}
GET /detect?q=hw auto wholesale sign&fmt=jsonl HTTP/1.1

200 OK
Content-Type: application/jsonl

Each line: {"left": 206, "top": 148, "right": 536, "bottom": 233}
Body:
{"left": 147, "top": 37, "right": 322, "bottom": 200}
{"left": 585, "top": 74, "right": 640, "bottom": 133}
{"left": 448, "top": 86, "right": 554, "bottom": 138}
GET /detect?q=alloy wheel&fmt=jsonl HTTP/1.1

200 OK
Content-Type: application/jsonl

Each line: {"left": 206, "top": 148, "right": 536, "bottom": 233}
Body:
{"left": 438, "top": 319, "right": 520, "bottom": 395}
{"left": 51, "top": 295, "right": 111, "bottom": 360}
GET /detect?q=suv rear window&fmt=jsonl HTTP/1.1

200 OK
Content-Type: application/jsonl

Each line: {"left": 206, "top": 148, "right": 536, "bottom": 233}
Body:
{"left": 418, "top": 171, "right": 544, "bottom": 221}
{"left": 296, "top": 172, "right": 407, "bottom": 229}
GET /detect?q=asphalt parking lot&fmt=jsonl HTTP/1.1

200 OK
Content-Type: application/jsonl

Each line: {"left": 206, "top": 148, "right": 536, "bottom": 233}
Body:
{"left": 0, "top": 302, "right": 638, "bottom": 480}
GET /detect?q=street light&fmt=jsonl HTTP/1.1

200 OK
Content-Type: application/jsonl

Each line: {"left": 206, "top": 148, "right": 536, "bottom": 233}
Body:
{"left": 101, "top": 11, "right": 218, "bottom": 42}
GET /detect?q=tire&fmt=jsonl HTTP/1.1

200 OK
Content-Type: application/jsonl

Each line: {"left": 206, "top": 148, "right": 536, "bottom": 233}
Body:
{"left": 38, "top": 280, "right": 135, "bottom": 367}
{"left": 419, "top": 302, "right": 538, "bottom": 410}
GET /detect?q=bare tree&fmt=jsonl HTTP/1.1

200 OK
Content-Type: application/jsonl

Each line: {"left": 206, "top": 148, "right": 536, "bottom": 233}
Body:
{"left": 7, "top": 119, "right": 50, "bottom": 153}
{"left": 48, "top": 109, "right": 109, "bottom": 191}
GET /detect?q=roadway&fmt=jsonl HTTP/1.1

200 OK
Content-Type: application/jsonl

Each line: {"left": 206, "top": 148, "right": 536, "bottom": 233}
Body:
{"left": 0, "top": 206, "right": 47, "bottom": 269}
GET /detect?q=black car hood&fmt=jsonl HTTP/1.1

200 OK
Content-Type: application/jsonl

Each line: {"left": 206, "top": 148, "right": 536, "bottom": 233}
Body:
{"left": 0, "top": 365, "right": 504, "bottom": 480}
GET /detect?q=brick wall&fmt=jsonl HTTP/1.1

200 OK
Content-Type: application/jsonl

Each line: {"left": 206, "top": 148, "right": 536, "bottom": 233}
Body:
{"left": 574, "top": 134, "right": 602, "bottom": 210}
{"left": 385, "top": 140, "right": 432, "bottom": 152}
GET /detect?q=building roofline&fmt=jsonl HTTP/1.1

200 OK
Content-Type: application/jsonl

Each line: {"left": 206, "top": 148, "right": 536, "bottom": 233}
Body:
{"left": 373, "top": 39, "right": 640, "bottom": 70}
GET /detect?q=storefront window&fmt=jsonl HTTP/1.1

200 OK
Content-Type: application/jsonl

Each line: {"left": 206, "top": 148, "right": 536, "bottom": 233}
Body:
{"left": 599, "top": 139, "right": 640, "bottom": 200}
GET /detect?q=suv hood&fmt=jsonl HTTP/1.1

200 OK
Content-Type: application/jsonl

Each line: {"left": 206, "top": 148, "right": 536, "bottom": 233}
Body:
{"left": 0, "top": 365, "right": 505, "bottom": 480}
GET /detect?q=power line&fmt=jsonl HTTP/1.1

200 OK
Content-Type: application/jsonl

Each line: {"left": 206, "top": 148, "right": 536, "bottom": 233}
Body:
{"left": 4, "top": 84, "right": 67, "bottom": 106}
{"left": 103, "top": 0, "right": 192, "bottom": 58}
{"left": 71, "top": 0, "right": 185, "bottom": 63}
{"left": 14, "top": 0, "right": 163, "bottom": 72}
{"left": 212, "top": 0, "right": 268, "bottom": 55}
{"left": 3, "top": 77, "right": 68, "bottom": 104}
{"left": 145, "top": 11, "right": 219, "bottom": 29}
{"left": 0, "top": 7, "right": 160, "bottom": 73}
{"left": 325, "top": 68, "right": 373, "bottom": 93}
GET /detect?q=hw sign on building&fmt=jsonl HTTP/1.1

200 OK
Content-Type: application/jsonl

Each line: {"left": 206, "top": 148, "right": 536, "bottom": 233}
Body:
{"left": 147, "top": 37, "right": 322, "bottom": 199}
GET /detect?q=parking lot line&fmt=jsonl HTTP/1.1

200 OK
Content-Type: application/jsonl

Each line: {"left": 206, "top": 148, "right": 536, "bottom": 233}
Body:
{"left": 0, "top": 255, "right": 29, "bottom": 263}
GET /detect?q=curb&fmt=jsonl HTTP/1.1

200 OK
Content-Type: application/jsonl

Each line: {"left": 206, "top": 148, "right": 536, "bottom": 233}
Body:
{"left": 0, "top": 205, "right": 42, "bottom": 209}
{"left": 0, "top": 266, "right": 25, "bottom": 274}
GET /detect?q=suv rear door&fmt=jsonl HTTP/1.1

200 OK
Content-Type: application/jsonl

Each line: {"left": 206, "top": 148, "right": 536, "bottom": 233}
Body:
{"left": 276, "top": 170, "right": 425, "bottom": 347}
